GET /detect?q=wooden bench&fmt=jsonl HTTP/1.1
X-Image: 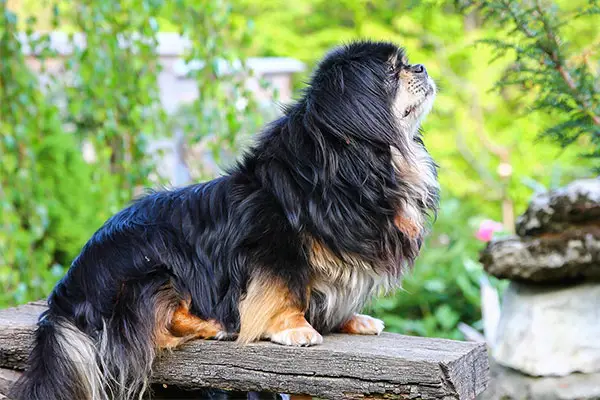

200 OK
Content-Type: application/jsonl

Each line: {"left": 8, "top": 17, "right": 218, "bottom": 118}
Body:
{"left": 0, "top": 301, "right": 489, "bottom": 399}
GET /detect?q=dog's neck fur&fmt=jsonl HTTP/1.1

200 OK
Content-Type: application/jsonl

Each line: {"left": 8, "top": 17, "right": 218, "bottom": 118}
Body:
{"left": 240, "top": 105, "right": 439, "bottom": 275}
{"left": 391, "top": 135, "right": 439, "bottom": 239}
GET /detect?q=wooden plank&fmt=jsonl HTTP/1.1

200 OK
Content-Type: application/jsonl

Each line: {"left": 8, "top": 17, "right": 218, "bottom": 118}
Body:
{"left": 0, "top": 302, "right": 489, "bottom": 399}
{"left": 0, "top": 368, "right": 280, "bottom": 400}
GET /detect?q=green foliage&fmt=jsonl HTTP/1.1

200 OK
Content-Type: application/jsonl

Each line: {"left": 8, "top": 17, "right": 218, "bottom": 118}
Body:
{"left": 370, "top": 200, "right": 507, "bottom": 339}
{"left": 164, "top": 0, "right": 265, "bottom": 174}
{"left": 0, "top": 0, "right": 257, "bottom": 307}
{"left": 460, "top": 0, "right": 600, "bottom": 163}
{"left": 56, "top": 2, "right": 167, "bottom": 203}
{"left": 0, "top": 6, "right": 106, "bottom": 304}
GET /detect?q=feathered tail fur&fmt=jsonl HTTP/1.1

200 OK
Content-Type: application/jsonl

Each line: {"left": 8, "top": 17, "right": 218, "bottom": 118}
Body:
{"left": 10, "top": 303, "right": 156, "bottom": 400}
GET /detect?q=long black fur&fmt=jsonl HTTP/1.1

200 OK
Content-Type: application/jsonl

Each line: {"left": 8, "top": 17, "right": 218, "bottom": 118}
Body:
{"left": 11, "top": 41, "right": 439, "bottom": 400}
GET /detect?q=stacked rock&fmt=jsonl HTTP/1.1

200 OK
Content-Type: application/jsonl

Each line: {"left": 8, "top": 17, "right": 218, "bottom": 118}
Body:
{"left": 479, "top": 178, "right": 600, "bottom": 399}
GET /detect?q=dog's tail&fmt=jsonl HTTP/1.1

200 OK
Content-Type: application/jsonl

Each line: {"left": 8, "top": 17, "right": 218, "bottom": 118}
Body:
{"left": 9, "top": 311, "right": 108, "bottom": 400}
{"left": 10, "top": 307, "right": 155, "bottom": 400}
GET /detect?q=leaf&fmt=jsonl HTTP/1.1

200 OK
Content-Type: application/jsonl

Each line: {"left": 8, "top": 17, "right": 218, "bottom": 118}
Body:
{"left": 434, "top": 305, "right": 461, "bottom": 331}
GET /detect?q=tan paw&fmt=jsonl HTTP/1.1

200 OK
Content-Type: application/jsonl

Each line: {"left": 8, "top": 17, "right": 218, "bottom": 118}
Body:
{"left": 339, "top": 314, "right": 385, "bottom": 335}
{"left": 270, "top": 326, "right": 323, "bottom": 347}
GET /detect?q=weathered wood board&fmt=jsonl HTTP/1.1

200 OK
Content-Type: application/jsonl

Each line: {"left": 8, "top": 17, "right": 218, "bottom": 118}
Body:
{"left": 0, "top": 302, "right": 489, "bottom": 399}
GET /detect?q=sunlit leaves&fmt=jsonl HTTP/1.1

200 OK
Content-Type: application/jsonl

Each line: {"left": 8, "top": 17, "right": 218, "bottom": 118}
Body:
{"left": 462, "top": 0, "right": 600, "bottom": 163}
{"left": 1, "top": 0, "right": 265, "bottom": 306}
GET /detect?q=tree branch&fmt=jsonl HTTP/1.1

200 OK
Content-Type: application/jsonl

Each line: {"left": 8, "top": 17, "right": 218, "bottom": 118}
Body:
{"left": 532, "top": 0, "right": 600, "bottom": 126}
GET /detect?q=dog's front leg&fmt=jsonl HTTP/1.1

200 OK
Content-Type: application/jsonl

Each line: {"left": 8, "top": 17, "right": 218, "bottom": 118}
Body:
{"left": 237, "top": 273, "right": 322, "bottom": 347}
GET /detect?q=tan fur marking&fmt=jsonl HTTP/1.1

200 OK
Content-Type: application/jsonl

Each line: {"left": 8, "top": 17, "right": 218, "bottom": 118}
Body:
{"left": 153, "top": 288, "right": 224, "bottom": 349}
{"left": 310, "top": 240, "right": 342, "bottom": 277}
{"left": 170, "top": 301, "right": 223, "bottom": 339}
{"left": 394, "top": 213, "right": 420, "bottom": 239}
{"left": 309, "top": 240, "right": 372, "bottom": 279}
{"left": 307, "top": 239, "right": 396, "bottom": 332}
{"left": 265, "top": 309, "right": 310, "bottom": 334}
{"left": 153, "top": 286, "right": 181, "bottom": 349}
{"left": 155, "top": 332, "right": 186, "bottom": 349}
{"left": 391, "top": 145, "right": 437, "bottom": 240}
{"left": 238, "top": 274, "right": 315, "bottom": 344}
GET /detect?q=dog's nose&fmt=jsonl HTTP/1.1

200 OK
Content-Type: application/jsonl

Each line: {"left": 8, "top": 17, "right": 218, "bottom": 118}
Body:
{"left": 410, "top": 64, "right": 427, "bottom": 75}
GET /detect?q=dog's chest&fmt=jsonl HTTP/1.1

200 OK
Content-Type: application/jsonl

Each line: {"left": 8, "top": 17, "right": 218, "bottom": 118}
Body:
{"left": 306, "top": 245, "right": 393, "bottom": 332}
{"left": 390, "top": 143, "right": 438, "bottom": 236}
{"left": 391, "top": 142, "right": 437, "bottom": 201}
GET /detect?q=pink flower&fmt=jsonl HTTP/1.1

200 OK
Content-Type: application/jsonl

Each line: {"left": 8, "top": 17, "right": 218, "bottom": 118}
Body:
{"left": 475, "top": 219, "right": 504, "bottom": 242}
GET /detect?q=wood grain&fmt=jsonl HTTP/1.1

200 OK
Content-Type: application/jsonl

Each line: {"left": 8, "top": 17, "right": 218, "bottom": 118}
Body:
{"left": 0, "top": 302, "right": 489, "bottom": 399}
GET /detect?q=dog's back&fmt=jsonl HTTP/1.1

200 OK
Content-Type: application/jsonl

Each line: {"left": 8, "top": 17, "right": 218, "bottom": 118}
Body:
{"left": 11, "top": 176, "right": 252, "bottom": 400}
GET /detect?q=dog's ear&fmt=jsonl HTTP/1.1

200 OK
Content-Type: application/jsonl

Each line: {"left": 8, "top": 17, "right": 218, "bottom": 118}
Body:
{"left": 307, "top": 60, "right": 402, "bottom": 150}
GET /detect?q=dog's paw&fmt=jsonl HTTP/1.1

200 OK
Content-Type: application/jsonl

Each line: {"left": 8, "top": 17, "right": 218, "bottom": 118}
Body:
{"left": 340, "top": 314, "right": 384, "bottom": 335}
{"left": 270, "top": 326, "right": 323, "bottom": 347}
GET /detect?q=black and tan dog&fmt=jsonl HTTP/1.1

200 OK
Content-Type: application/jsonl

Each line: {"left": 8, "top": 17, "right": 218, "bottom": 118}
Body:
{"left": 12, "top": 40, "right": 439, "bottom": 400}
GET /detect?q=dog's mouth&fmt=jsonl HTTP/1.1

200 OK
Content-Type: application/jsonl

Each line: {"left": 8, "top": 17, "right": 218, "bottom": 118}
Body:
{"left": 403, "top": 104, "right": 418, "bottom": 118}
{"left": 402, "top": 86, "right": 435, "bottom": 118}
{"left": 403, "top": 99, "right": 426, "bottom": 118}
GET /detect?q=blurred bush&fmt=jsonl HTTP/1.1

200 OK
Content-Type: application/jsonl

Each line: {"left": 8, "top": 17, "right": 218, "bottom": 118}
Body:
{"left": 0, "top": 0, "right": 260, "bottom": 306}
{"left": 0, "top": 3, "right": 160, "bottom": 304}
{"left": 369, "top": 199, "right": 508, "bottom": 339}
{"left": 460, "top": 0, "right": 600, "bottom": 163}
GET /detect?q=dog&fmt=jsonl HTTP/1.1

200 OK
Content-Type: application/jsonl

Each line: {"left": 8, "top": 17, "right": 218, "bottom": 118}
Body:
{"left": 11, "top": 40, "right": 439, "bottom": 400}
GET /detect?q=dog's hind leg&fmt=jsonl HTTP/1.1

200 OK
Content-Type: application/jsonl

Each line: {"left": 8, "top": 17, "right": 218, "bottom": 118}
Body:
{"left": 170, "top": 300, "right": 230, "bottom": 340}
{"left": 154, "top": 296, "right": 229, "bottom": 349}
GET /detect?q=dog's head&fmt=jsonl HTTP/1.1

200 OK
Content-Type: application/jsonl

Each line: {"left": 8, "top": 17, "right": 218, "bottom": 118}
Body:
{"left": 305, "top": 41, "right": 436, "bottom": 147}
{"left": 389, "top": 48, "right": 436, "bottom": 136}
